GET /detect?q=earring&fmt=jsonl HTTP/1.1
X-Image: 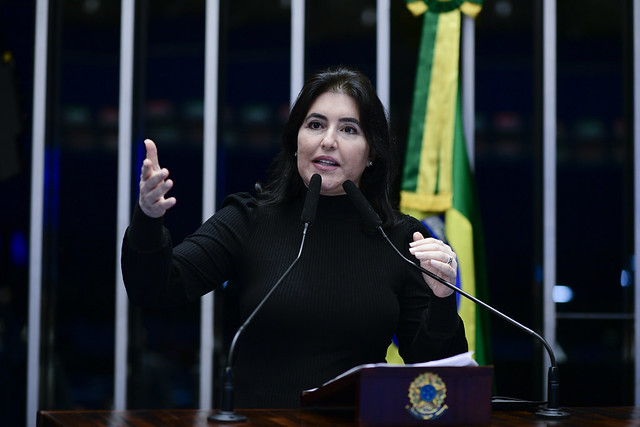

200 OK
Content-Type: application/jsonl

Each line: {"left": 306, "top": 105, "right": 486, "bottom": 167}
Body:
{"left": 294, "top": 151, "right": 297, "bottom": 157}
{"left": 368, "top": 160, "right": 373, "bottom": 167}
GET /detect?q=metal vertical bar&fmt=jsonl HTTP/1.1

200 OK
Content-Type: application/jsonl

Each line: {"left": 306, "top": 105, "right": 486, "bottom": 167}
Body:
{"left": 542, "top": 0, "right": 557, "bottom": 398}
{"left": 27, "top": 0, "right": 49, "bottom": 425}
{"left": 376, "top": 0, "right": 390, "bottom": 112}
{"left": 633, "top": 0, "right": 640, "bottom": 408}
{"left": 200, "top": 0, "right": 219, "bottom": 410}
{"left": 462, "top": 14, "right": 475, "bottom": 170}
{"left": 290, "top": 0, "right": 305, "bottom": 106}
{"left": 114, "top": 0, "right": 135, "bottom": 411}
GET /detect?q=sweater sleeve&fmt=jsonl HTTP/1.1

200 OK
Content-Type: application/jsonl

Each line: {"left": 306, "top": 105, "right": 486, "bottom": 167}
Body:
{"left": 394, "top": 217, "right": 469, "bottom": 363}
{"left": 121, "top": 193, "right": 257, "bottom": 307}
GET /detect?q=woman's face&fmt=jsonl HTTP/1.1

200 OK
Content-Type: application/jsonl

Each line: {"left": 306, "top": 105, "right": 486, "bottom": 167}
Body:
{"left": 297, "top": 91, "right": 371, "bottom": 196}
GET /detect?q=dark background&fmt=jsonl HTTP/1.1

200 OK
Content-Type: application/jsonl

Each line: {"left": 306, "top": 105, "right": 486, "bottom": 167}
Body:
{"left": 0, "top": 0, "right": 633, "bottom": 425}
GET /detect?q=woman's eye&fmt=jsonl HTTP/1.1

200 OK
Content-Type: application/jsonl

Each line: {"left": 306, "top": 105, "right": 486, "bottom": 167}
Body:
{"left": 308, "top": 121, "right": 322, "bottom": 130}
{"left": 343, "top": 126, "right": 358, "bottom": 135}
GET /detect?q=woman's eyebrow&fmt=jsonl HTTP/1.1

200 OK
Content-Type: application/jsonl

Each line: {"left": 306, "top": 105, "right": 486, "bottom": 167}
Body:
{"left": 339, "top": 117, "right": 361, "bottom": 126}
{"left": 304, "top": 113, "right": 360, "bottom": 127}
{"left": 305, "top": 112, "right": 326, "bottom": 121}
{"left": 305, "top": 112, "right": 360, "bottom": 126}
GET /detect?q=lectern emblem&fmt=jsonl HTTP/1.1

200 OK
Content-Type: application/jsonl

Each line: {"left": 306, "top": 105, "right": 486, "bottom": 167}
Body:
{"left": 406, "top": 372, "right": 448, "bottom": 420}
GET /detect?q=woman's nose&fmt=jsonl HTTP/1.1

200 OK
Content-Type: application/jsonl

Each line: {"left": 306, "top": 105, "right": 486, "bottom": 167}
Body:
{"left": 320, "top": 127, "right": 337, "bottom": 149}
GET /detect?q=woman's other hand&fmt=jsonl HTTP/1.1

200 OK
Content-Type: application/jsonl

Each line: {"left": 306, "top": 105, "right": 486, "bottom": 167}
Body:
{"left": 138, "top": 139, "right": 177, "bottom": 218}
{"left": 409, "top": 232, "right": 457, "bottom": 298}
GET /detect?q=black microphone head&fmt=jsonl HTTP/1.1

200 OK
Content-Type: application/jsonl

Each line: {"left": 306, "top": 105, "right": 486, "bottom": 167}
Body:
{"left": 301, "top": 174, "right": 322, "bottom": 224}
{"left": 342, "top": 180, "right": 382, "bottom": 229}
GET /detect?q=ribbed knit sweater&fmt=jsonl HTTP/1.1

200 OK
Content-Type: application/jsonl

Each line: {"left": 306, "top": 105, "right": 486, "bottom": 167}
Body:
{"left": 121, "top": 189, "right": 467, "bottom": 408}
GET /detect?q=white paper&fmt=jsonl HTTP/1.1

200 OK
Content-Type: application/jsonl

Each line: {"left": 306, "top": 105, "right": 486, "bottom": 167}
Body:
{"left": 305, "top": 351, "right": 478, "bottom": 393}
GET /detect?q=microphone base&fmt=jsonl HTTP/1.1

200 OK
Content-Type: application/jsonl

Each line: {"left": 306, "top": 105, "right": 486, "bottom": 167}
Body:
{"left": 207, "top": 410, "right": 247, "bottom": 423}
{"left": 535, "top": 406, "right": 571, "bottom": 419}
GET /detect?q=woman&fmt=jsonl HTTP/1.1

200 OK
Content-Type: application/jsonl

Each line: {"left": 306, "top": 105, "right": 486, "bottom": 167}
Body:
{"left": 122, "top": 66, "right": 467, "bottom": 409}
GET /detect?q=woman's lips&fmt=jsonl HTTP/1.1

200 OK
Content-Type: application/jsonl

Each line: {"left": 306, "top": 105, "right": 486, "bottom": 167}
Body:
{"left": 313, "top": 157, "right": 339, "bottom": 170}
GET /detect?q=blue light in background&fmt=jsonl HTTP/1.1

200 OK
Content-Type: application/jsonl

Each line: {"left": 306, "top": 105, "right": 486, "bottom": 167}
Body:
{"left": 620, "top": 269, "right": 631, "bottom": 288}
{"left": 534, "top": 265, "right": 543, "bottom": 284}
{"left": 553, "top": 285, "right": 574, "bottom": 304}
{"left": 621, "top": 254, "right": 635, "bottom": 287}
{"left": 10, "top": 231, "right": 28, "bottom": 267}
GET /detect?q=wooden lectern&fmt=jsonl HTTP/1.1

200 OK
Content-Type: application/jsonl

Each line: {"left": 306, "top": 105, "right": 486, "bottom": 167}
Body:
{"left": 301, "top": 365, "right": 493, "bottom": 426}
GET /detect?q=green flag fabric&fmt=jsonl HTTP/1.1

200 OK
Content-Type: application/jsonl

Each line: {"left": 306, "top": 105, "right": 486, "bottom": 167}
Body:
{"left": 394, "top": 0, "right": 491, "bottom": 367}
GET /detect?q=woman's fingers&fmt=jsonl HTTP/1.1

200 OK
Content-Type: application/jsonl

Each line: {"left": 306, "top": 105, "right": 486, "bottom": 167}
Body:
{"left": 140, "top": 158, "right": 153, "bottom": 180}
{"left": 138, "top": 140, "right": 177, "bottom": 218}
{"left": 409, "top": 231, "right": 457, "bottom": 297}
{"left": 140, "top": 167, "right": 170, "bottom": 192}
{"left": 140, "top": 139, "right": 161, "bottom": 180}
{"left": 144, "top": 139, "right": 161, "bottom": 171}
{"left": 142, "top": 176, "right": 173, "bottom": 203}
{"left": 412, "top": 231, "right": 425, "bottom": 242}
{"left": 409, "top": 233, "right": 456, "bottom": 264}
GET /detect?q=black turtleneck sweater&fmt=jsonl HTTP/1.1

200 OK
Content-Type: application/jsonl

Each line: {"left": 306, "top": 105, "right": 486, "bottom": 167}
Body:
{"left": 121, "top": 190, "right": 467, "bottom": 409}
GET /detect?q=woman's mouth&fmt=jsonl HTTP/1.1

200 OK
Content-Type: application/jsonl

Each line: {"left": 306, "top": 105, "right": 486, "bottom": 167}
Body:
{"left": 313, "top": 157, "right": 340, "bottom": 171}
{"left": 314, "top": 159, "right": 338, "bottom": 166}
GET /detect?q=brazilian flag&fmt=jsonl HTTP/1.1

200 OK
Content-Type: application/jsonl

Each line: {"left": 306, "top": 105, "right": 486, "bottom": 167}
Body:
{"left": 388, "top": 0, "right": 491, "bottom": 367}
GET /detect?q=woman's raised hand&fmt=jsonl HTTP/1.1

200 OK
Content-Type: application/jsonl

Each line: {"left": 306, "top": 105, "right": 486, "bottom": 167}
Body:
{"left": 409, "top": 231, "right": 457, "bottom": 298}
{"left": 138, "top": 139, "right": 177, "bottom": 218}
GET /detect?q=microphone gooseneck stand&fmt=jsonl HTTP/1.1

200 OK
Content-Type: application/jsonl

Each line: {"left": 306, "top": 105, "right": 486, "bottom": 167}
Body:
{"left": 208, "top": 174, "right": 322, "bottom": 423}
{"left": 342, "top": 180, "right": 570, "bottom": 420}
{"left": 207, "top": 236, "right": 307, "bottom": 422}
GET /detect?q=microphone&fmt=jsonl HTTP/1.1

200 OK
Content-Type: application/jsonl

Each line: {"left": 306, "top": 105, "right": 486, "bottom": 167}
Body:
{"left": 342, "top": 180, "right": 570, "bottom": 420}
{"left": 301, "top": 173, "right": 322, "bottom": 224}
{"left": 208, "top": 174, "right": 322, "bottom": 422}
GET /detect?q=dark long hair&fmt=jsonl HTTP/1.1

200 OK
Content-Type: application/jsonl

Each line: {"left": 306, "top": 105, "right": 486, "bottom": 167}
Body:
{"left": 259, "top": 66, "right": 399, "bottom": 226}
